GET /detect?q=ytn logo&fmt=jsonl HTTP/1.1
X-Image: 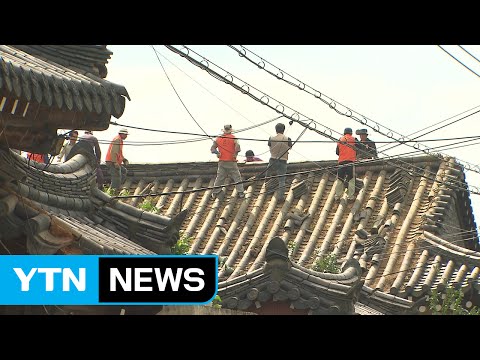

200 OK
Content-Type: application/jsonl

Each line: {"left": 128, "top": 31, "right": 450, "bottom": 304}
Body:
{"left": 13, "top": 268, "right": 86, "bottom": 291}
{"left": 0, "top": 255, "right": 217, "bottom": 305}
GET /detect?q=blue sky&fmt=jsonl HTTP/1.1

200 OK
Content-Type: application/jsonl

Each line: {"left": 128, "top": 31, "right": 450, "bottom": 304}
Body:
{"left": 98, "top": 45, "right": 480, "bottom": 226}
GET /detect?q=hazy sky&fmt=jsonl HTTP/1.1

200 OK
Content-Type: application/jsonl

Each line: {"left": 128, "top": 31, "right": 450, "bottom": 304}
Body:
{"left": 96, "top": 45, "right": 480, "bottom": 226}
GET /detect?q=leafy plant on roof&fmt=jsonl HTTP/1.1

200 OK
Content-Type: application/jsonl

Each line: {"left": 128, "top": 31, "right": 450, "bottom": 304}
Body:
{"left": 428, "top": 287, "right": 480, "bottom": 315}
{"left": 103, "top": 186, "right": 115, "bottom": 196}
{"left": 211, "top": 295, "right": 222, "bottom": 309}
{"left": 287, "top": 240, "right": 296, "bottom": 257}
{"left": 312, "top": 253, "right": 341, "bottom": 274}
{"left": 140, "top": 199, "right": 160, "bottom": 214}
{"left": 218, "top": 256, "right": 227, "bottom": 268}
{"left": 171, "top": 231, "right": 192, "bottom": 255}
{"left": 119, "top": 188, "right": 130, "bottom": 197}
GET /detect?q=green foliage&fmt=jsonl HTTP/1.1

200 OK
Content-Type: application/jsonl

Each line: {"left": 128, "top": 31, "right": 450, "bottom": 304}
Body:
{"left": 140, "top": 199, "right": 160, "bottom": 213}
{"left": 211, "top": 295, "right": 222, "bottom": 309}
{"left": 103, "top": 186, "right": 115, "bottom": 196}
{"left": 312, "top": 253, "right": 341, "bottom": 274}
{"left": 428, "top": 287, "right": 480, "bottom": 315}
{"left": 287, "top": 241, "right": 296, "bottom": 257}
{"left": 171, "top": 232, "right": 192, "bottom": 255}
{"left": 218, "top": 256, "right": 227, "bottom": 268}
{"left": 119, "top": 188, "right": 130, "bottom": 196}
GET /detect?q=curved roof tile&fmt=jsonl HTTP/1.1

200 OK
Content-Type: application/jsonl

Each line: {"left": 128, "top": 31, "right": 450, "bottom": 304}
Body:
{"left": 0, "top": 46, "right": 129, "bottom": 118}
{"left": 0, "top": 150, "right": 183, "bottom": 257}
{"left": 104, "top": 155, "right": 480, "bottom": 314}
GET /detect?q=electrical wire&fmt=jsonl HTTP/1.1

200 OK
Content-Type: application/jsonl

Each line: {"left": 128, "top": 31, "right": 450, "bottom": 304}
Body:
{"left": 379, "top": 108, "right": 480, "bottom": 153}
{"left": 150, "top": 45, "right": 299, "bottom": 164}
{"left": 108, "top": 114, "right": 283, "bottom": 145}
{"left": 150, "top": 45, "right": 273, "bottom": 125}
{"left": 438, "top": 45, "right": 480, "bottom": 78}
{"left": 110, "top": 45, "right": 480, "bottom": 201}
{"left": 110, "top": 48, "right": 480, "bottom": 202}
{"left": 92, "top": 125, "right": 480, "bottom": 146}
{"left": 458, "top": 45, "right": 480, "bottom": 66}
{"left": 113, "top": 139, "right": 480, "bottom": 258}
{"left": 378, "top": 103, "right": 480, "bottom": 149}
{"left": 163, "top": 45, "right": 480, "bottom": 195}
{"left": 151, "top": 45, "right": 304, "bottom": 191}
{"left": 115, "top": 148, "right": 480, "bottom": 201}
{"left": 150, "top": 46, "right": 284, "bottom": 160}
{"left": 229, "top": 45, "right": 480, "bottom": 175}
{"left": 150, "top": 45, "right": 211, "bottom": 139}
{"left": 110, "top": 45, "right": 480, "bottom": 253}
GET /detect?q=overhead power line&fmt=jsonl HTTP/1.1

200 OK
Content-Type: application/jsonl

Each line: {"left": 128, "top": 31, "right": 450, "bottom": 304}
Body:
{"left": 151, "top": 45, "right": 210, "bottom": 138}
{"left": 107, "top": 121, "right": 480, "bottom": 145}
{"left": 458, "top": 45, "right": 480, "bottom": 66}
{"left": 437, "top": 45, "right": 480, "bottom": 78}
{"left": 379, "top": 108, "right": 480, "bottom": 153}
{"left": 378, "top": 103, "right": 480, "bottom": 150}
{"left": 163, "top": 45, "right": 480, "bottom": 195}
{"left": 228, "top": 45, "right": 480, "bottom": 175}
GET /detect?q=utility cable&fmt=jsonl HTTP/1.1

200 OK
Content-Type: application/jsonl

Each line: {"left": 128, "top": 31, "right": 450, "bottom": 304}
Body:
{"left": 115, "top": 148, "right": 480, "bottom": 201}
{"left": 150, "top": 45, "right": 284, "bottom": 160}
{"left": 163, "top": 45, "right": 480, "bottom": 195}
{"left": 118, "top": 48, "right": 480, "bottom": 202}
{"left": 150, "top": 45, "right": 273, "bottom": 125}
{"left": 458, "top": 45, "right": 480, "bottom": 67}
{"left": 102, "top": 123, "right": 480, "bottom": 145}
{"left": 150, "top": 45, "right": 211, "bottom": 139}
{"left": 378, "top": 104, "right": 480, "bottom": 149}
{"left": 379, "top": 108, "right": 480, "bottom": 153}
{"left": 437, "top": 45, "right": 480, "bottom": 78}
{"left": 228, "top": 45, "right": 480, "bottom": 175}
{"left": 150, "top": 45, "right": 298, "bottom": 163}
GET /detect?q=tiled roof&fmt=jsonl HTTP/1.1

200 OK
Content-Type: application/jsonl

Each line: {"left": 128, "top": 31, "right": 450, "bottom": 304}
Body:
{"left": 103, "top": 155, "right": 480, "bottom": 314}
{"left": 354, "top": 302, "right": 384, "bottom": 315}
{"left": 0, "top": 150, "right": 185, "bottom": 256}
{"left": 0, "top": 45, "right": 129, "bottom": 118}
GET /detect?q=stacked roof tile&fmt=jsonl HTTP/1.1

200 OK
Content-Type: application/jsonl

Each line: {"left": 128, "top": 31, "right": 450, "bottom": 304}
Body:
{"left": 0, "top": 150, "right": 185, "bottom": 257}
{"left": 0, "top": 45, "right": 129, "bottom": 117}
{"left": 1, "top": 45, "right": 479, "bottom": 315}
{"left": 103, "top": 155, "right": 480, "bottom": 314}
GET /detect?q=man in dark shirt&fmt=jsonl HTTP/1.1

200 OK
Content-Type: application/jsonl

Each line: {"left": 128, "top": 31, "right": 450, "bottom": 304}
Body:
{"left": 355, "top": 128, "right": 378, "bottom": 160}
{"left": 65, "top": 130, "right": 104, "bottom": 188}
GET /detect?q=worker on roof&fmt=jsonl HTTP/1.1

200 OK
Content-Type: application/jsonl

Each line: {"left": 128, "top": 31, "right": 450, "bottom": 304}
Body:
{"left": 335, "top": 127, "right": 358, "bottom": 202}
{"left": 105, "top": 128, "right": 129, "bottom": 195}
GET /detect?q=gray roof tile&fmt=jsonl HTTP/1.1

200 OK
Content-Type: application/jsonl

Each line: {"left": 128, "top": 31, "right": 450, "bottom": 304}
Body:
{"left": 102, "top": 155, "right": 480, "bottom": 314}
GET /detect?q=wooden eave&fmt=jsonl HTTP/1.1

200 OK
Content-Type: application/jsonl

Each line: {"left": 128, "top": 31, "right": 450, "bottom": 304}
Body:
{"left": 0, "top": 45, "right": 129, "bottom": 154}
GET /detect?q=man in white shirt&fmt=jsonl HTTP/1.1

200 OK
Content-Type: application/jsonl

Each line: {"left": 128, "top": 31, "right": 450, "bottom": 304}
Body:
{"left": 265, "top": 123, "right": 292, "bottom": 202}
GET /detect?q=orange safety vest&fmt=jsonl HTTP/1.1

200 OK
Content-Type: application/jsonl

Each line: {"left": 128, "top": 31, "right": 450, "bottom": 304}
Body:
{"left": 216, "top": 133, "right": 237, "bottom": 162}
{"left": 27, "top": 153, "right": 46, "bottom": 163}
{"left": 337, "top": 134, "right": 356, "bottom": 162}
{"left": 105, "top": 135, "right": 124, "bottom": 165}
